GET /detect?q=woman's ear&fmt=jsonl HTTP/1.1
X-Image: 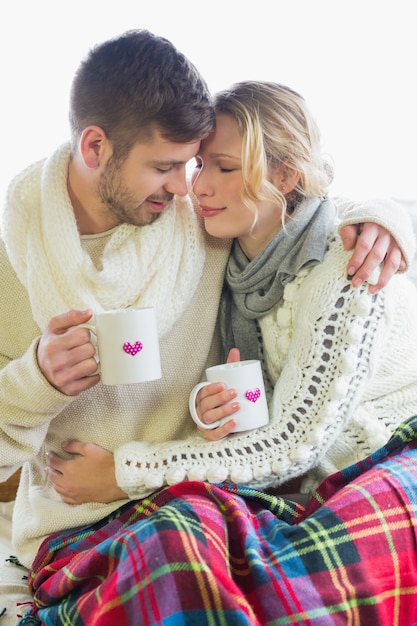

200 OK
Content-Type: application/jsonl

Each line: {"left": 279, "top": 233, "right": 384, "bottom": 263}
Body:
{"left": 271, "top": 163, "right": 301, "bottom": 194}
{"left": 79, "top": 126, "right": 111, "bottom": 169}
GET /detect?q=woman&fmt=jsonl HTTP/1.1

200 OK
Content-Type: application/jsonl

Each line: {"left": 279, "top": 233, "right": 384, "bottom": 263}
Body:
{"left": 191, "top": 81, "right": 417, "bottom": 496}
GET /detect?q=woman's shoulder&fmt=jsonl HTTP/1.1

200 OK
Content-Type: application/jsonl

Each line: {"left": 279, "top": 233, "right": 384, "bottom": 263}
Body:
{"left": 295, "top": 234, "right": 351, "bottom": 290}
{"left": 288, "top": 235, "right": 375, "bottom": 318}
{"left": 292, "top": 233, "right": 417, "bottom": 319}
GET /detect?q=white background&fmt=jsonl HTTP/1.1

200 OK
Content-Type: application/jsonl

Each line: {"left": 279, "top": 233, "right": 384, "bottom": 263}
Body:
{"left": 0, "top": 0, "right": 416, "bottom": 204}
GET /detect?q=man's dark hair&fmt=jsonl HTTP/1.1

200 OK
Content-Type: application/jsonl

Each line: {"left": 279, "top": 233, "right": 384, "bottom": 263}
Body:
{"left": 69, "top": 29, "right": 214, "bottom": 158}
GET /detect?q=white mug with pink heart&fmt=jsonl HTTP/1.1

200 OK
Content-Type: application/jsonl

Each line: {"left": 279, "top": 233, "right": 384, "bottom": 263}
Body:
{"left": 189, "top": 360, "right": 269, "bottom": 433}
{"left": 82, "top": 308, "right": 161, "bottom": 385}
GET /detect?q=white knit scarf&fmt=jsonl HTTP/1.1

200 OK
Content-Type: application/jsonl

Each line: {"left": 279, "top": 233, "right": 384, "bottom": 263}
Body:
{"left": 1, "top": 143, "right": 205, "bottom": 335}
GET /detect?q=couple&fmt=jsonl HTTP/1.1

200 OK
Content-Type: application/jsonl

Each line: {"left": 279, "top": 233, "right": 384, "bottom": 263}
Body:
{"left": 1, "top": 29, "right": 417, "bottom": 625}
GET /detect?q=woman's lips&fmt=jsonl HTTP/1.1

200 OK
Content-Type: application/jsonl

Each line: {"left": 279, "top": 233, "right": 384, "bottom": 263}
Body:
{"left": 200, "top": 205, "right": 225, "bottom": 218}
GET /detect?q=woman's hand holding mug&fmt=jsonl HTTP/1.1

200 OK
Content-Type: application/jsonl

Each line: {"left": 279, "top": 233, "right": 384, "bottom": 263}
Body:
{"left": 189, "top": 351, "right": 269, "bottom": 441}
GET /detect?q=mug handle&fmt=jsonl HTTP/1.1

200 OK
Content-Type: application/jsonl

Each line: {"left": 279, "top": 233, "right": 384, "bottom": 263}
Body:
{"left": 79, "top": 323, "right": 101, "bottom": 375}
{"left": 189, "top": 382, "right": 226, "bottom": 430}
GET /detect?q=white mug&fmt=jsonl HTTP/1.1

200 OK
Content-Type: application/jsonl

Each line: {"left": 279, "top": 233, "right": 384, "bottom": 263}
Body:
{"left": 82, "top": 308, "right": 161, "bottom": 385}
{"left": 189, "top": 360, "right": 269, "bottom": 433}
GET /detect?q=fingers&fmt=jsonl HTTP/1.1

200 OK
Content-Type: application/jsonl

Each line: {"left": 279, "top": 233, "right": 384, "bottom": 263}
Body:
{"left": 45, "top": 446, "right": 83, "bottom": 504}
{"left": 44, "top": 462, "right": 78, "bottom": 505}
{"left": 199, "top": 418, "right": 237, "bottom": 441}
{"left": 45, "top": 444, "right": 124, "bottom": 504}
{"left": 42, "top": 309, "right": 96, "bottom": 372}
{"left": 195, "top": 382, "right": 240, "bottom": 440}
{"left": 345, "top": 223, "right": 379, "bottom": 281}
{"left": 37, "top": 309, "right": 99, "bottom": 395}
{"left": 368, "top": 245, "right": 403, "bottom": 294}
{"left": 195, "top": 349, "right": 242, "bottom": 440}
{"left": 342, "top": 223, "right": 405, "bottom": 293}
{"left": 198, "top": 382, "right": 240, "bottom": 422}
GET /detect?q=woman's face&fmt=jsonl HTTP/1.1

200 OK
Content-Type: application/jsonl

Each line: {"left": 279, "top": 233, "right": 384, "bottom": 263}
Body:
{"left": 191, "top": 113, "right": 283, "bottom": 258}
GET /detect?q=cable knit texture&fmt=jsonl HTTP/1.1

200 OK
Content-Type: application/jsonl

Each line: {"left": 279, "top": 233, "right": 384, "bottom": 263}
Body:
{"left": 0, "top": 149, "right": 415, "bottom": 571}
{"left": 116, "top": 236, "right": 417, "bottom": 497}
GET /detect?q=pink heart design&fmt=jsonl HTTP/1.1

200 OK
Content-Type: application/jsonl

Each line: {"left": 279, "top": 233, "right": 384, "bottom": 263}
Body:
{"left": 245, "top": 388, "right": 261, "bottom": 403}
{"left": 122, "top": 341, "right": 143, "bottom": 356}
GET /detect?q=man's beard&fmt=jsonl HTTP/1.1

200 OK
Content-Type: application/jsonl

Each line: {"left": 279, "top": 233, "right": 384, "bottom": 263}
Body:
{"left": 97, "top": 157, "right": 152, "bottom": 227}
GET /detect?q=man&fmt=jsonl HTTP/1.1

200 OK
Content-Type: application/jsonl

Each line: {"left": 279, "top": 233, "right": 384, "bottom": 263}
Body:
{"left": 0, "top": 29, "right": 414, "bottom": 623}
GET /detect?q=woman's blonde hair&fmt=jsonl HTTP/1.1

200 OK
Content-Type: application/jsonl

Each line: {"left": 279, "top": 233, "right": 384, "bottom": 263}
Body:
{"left": 213, "top": 81, "right": 333, "bottom": 223}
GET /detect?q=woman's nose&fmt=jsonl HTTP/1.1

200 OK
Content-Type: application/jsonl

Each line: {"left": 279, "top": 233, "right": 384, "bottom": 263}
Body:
{"left": 192, "top": 168, "right": 210, "bottom": 196}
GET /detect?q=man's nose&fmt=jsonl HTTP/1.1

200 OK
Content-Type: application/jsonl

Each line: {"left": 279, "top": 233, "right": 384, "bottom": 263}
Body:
{"left": 164, "top": 170, "right": 188, "bottom": 197}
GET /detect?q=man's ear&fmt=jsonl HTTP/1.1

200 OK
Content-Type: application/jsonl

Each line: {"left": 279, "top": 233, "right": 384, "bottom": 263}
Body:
{"left": 271, "top": 163, "right": 301, "bottom": 194}
{"left": 79, "top": 126, "right": 111, "bottom": 169}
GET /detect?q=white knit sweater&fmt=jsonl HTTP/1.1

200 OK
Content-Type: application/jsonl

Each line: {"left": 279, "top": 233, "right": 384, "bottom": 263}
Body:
{"left": 116, "top": 236, "right": 417, "bottom": 496}
{"left": 0, "top": 144, "right": 415, "bottom": 567}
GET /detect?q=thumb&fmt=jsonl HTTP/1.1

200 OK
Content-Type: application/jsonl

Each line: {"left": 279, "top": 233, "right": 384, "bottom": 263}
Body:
{"left": 48, "top": 309, "right": 94, "bottom": 335}
{"left": 61, "top": 440, "right": 83, "bottom": 455}
{"left": 226, "top": 348, "right": 240, "bottom": 363}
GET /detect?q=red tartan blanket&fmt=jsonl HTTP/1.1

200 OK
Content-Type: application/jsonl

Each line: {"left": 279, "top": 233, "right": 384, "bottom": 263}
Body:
{"left": 19, "top": 416, "right": 417, "bottom": 625}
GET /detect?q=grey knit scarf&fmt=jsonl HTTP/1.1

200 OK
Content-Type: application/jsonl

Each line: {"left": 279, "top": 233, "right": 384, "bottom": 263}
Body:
{"left": 219, "top": 196, "right": 337, "bottom": 363}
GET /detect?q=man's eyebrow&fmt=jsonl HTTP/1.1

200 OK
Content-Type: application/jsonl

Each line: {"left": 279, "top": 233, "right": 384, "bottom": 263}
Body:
{"left": 148, "top": 158, "right": 192, "bottom": 166}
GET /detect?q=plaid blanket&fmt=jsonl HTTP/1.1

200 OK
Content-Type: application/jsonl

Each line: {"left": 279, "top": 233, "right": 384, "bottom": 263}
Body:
{"left": 20, "top": 416, "right": 417, "bottom": 626}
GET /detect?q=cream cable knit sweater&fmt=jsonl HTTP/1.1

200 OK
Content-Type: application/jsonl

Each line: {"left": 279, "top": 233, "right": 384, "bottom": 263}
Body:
{"left": 0, "top": 144, "right": 415, "bottom": 567}
{"left": 116, "top": 237, "right": 417, "bottom": 496}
